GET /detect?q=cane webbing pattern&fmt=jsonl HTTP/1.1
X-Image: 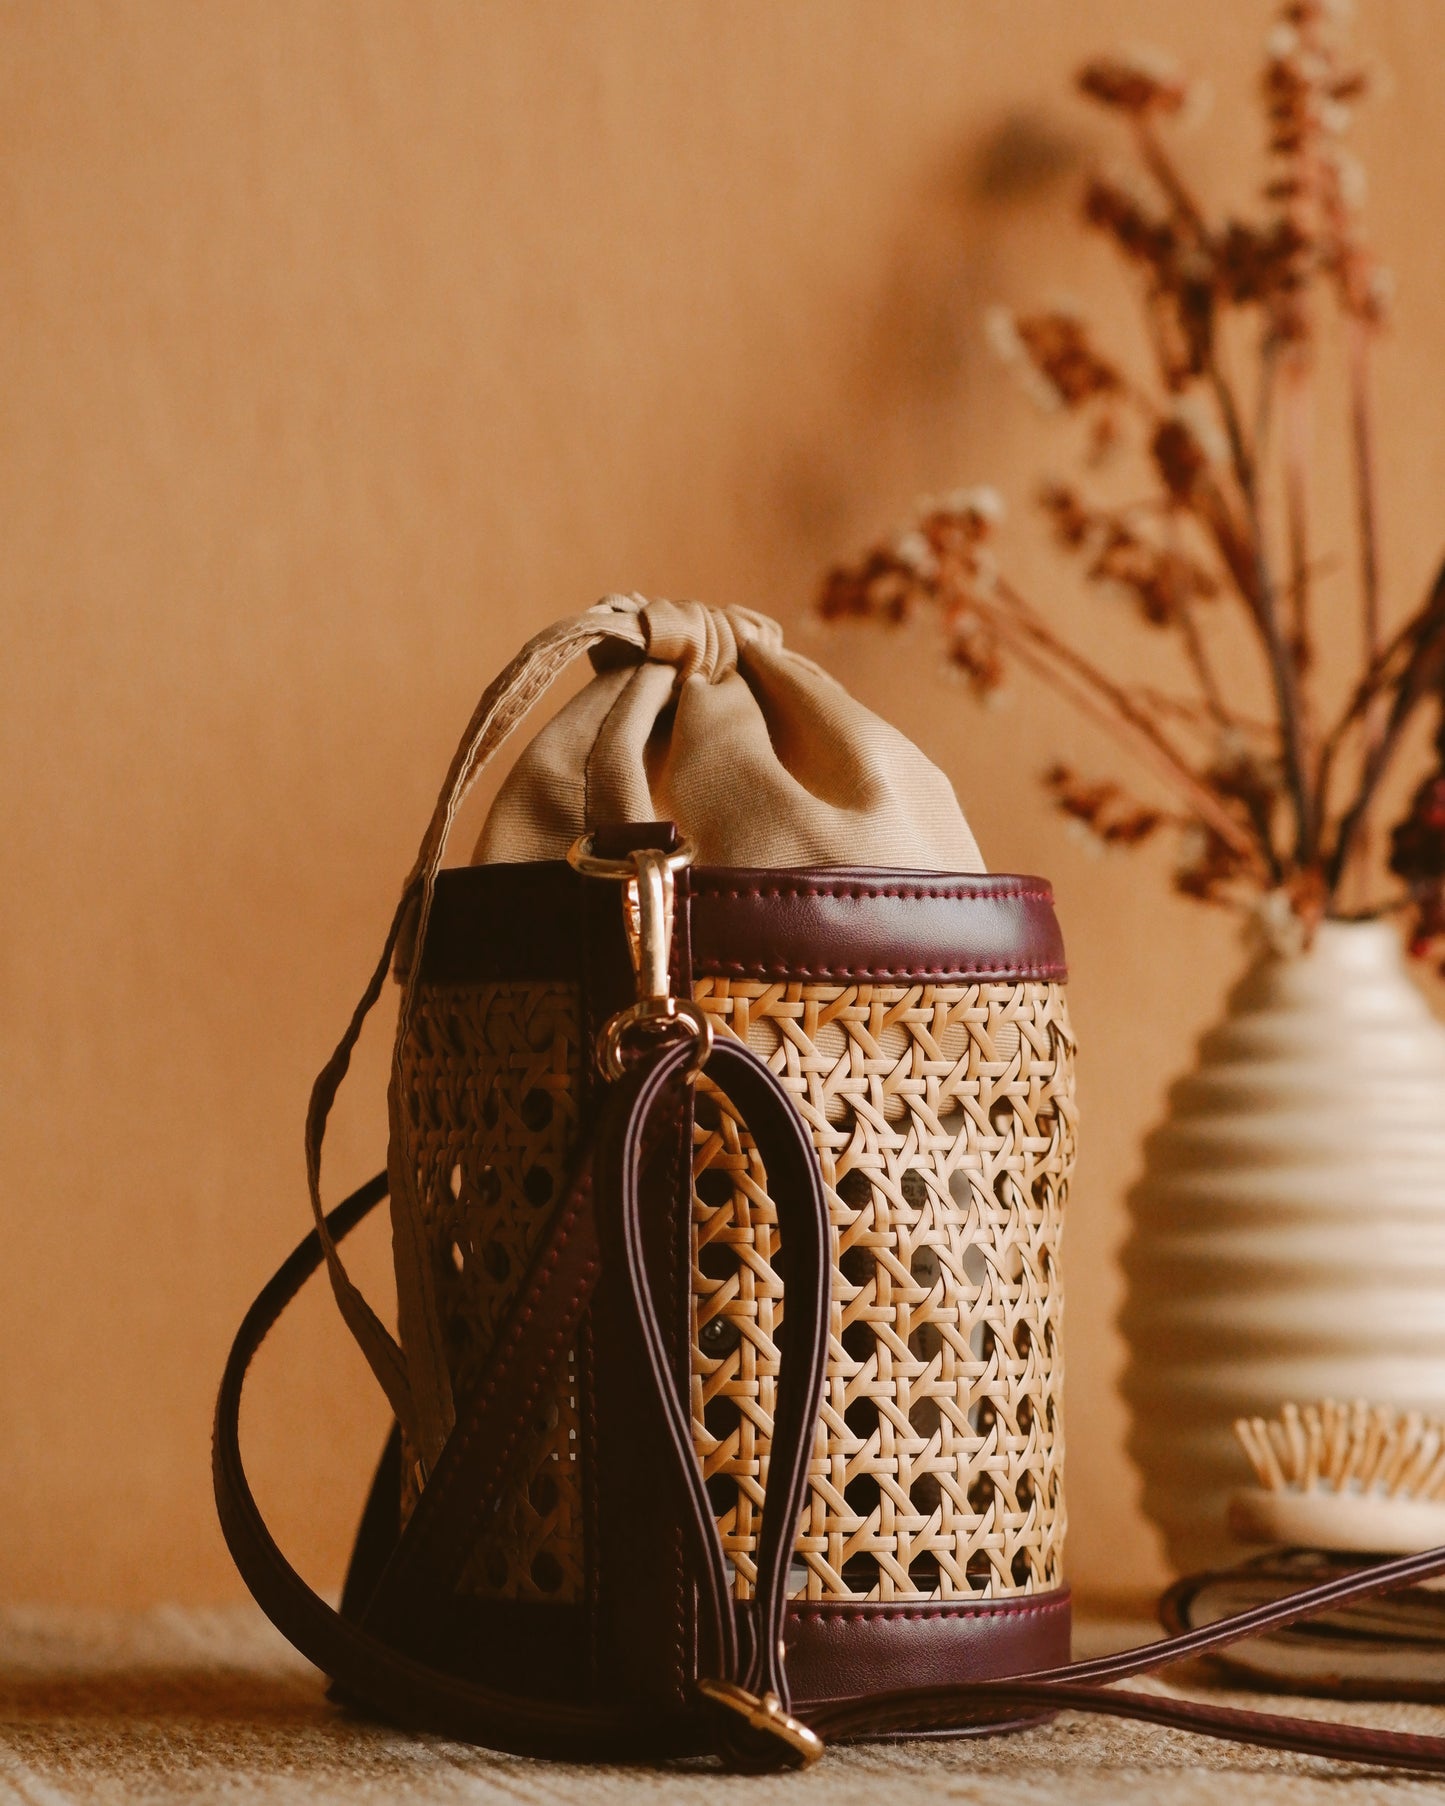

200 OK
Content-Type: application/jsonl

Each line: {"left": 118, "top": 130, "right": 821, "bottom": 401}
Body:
{"left": 396, "top": 981, "right": 586, "bottom": 1604}
{"left": 691, "top": 979, "right": 1073, "bottom": 1602}
{"left": 396, "top": 974, "right": 1074, "bottom": 1605}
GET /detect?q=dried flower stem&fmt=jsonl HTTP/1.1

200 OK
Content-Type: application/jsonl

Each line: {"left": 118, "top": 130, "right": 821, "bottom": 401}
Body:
{"left": 1326, "top": 587, "right": 1441, "bottom": 759}
{"left": 1282, "top": 356, "right": 1317, "bottom": 786}
{"left": 1191, "top": 462, "right": 1318, "bottom": 861}
{"left": 1177, "top": 597, "right": 1232, "bottom": 732}
{"left": 1136, "top": 113, "right": 1320, "bottom": 860}
{"left": 1317, "top": 582, "right": 1438, "bottom": 831}
{"left": 1134, "top": 120, "right": 1208, "bottom": 242}
{"left": 1254, "top": 337, "right": 1279, "bottom": 470}
{"left": 1139, "top": 685, "right": 1273, "bottom": 738}
{"left": 1349, "top": 314, "right": 1384, "bottom": 734}
{"left": 1329, "top": 557, "right": 1445, "bottom": 891}
{"left": 980, "top": 577, "right": 1265, "bottom": 865}
{"left": 1339, "top": 317, "right": 1383, "bottom": 909}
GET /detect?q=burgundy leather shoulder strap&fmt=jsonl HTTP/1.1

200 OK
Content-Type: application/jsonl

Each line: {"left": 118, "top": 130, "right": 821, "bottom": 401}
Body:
{"left": 215, "top": 1113, "right": 1445, "bottom": 1775}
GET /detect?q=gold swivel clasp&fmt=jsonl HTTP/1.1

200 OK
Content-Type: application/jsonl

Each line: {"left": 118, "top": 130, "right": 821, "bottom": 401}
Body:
{"left": 566, "top": 834, "right": 714, "bottom": 1081}
{"left": 695, "top": 1677, "right": 825, "bottom": 1768}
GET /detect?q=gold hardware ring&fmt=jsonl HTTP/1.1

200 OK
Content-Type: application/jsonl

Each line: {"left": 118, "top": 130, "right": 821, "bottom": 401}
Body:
{"left": 566, "top": 834, "right": 698, "bottom": 881}
{"left": 566, "top": 833, "right": 713, "bottom": 1081}
{"left": 597, "top": 994, "right": 713, "bottom": 1083}
{"left": 696, "top": 1676, "right": 825, "bottom": 1767}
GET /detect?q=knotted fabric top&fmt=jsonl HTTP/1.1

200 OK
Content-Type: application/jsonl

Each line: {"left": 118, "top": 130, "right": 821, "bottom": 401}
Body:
{"left": 474, "top": 593, "right": 983, "bottom": 870}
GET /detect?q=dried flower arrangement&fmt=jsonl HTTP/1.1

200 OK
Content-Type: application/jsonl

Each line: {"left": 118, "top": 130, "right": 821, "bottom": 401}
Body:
{"left": 820, "top": 1, "right": 1445, "bottom": 961}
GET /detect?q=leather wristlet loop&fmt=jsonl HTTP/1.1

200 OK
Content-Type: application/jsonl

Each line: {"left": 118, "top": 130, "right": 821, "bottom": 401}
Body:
{"left": 591, "top": 1035, "right": 833, "bottom": 1770}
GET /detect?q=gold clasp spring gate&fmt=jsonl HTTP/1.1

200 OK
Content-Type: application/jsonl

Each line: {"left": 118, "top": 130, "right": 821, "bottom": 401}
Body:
{"left": 695, "top": 1677, "right": 825, "bottom": 1767}
{"left": 566, "top": 834, "right": 714, "bottom": 1082}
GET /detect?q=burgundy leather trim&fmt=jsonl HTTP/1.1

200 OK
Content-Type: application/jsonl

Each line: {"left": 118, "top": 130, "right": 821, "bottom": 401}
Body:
{"left": 417, "top": 863, "right": 1066, "bottom": 986}
{"left": 404, "top": 1589, "right": 1072, "bottom": 1714}
{"left": 785, "top": 1590, "right": 1072, "bottom": 1712}
{"left": 689, "top": 869, "right": 1065, "bottom": 982}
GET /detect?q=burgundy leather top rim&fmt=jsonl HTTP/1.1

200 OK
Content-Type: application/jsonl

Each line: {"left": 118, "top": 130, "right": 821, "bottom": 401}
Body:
{"left": 417, "top": 862, "right": 1067, "bottom": 986}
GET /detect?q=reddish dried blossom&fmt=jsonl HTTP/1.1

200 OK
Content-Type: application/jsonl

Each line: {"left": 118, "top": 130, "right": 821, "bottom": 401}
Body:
{"left": 1038, "top": 483, "right": 1218, "bottom": 627}
{"left": 1080, "top": 173, "right": 1213, "bottom": 388}
{"left": 1408, "top": 889, "right": 1445, "bottom": 967}
{"left": 1174, "top": 826, "right": 1253, "bottom": 901}
{"left": 820, "top": 493, "right": 1010, "bottom": 697}
{"left": 1214, "top": 217, "right": 1307, "bottom": 309}
{"left": 1151, "top": 416, "right": 1212, "bottom": 502}
{"left": 1254, "top": 0, "right": 1391, "bottom": 339}
{"left": 1392, "top": 774, "right": 1445, "bottom": 889}
{"left": 1078, "top": 54, "right": 1190, "bottom": 118}
{"left": 946, "top": 613, "right": 1008, "bottom": 696}
{"left": 818, "top": 550, "right": 914, "bottom": 626}
{"left": 1083, "top": 176, "right": 1174, "bottom": 269}
{"left": 1037, "top": 483, "right": 1092, "bottom": 551}
{"left": 1173, "top": 755, "right": 1274, "bottom": 900}
{"left": 1046, "top": 763, "right": 1165, "bottom": 845}
{"left": 1209, "top": 746, "right": 1279, "bottom": 838}
{"left": 1011, "top": 313, "right": 1124, "bottom": 409}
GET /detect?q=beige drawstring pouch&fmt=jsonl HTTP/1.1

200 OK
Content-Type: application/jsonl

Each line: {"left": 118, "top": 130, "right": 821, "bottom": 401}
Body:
{"left": 475, "top": 592, "right": 982, "bottom": 869}
{"left": 307, "top": 591, "right": 983, "bottom": 1471}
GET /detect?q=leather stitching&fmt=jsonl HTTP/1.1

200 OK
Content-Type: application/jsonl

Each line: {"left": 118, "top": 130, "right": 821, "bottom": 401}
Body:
{"left": 692, "top": 883, "right": 1054, "bottom": 903}
{"left": 388, "top": 1182, "right": 597, "bottom": 1578}
{"left": 689, "top": 877, "right": 1065, "bottom": 980}
{"left": 580, "top": 1314, "right": 601, "bottom": 1694}
{"left": 417, "top": 1263, "right": 597, "bottom": 1561}
{"left": 694, "top": 961, "right": 1067, "bottom": 980}
{"left": 784, "top": 1597, "right": 1070, "bottom": 1623}
{"left": 664, "top": 885, "right": 694, "bottom": 1706}
{"left": 660, "top": 1073, "right": 689, "bottom": 1705}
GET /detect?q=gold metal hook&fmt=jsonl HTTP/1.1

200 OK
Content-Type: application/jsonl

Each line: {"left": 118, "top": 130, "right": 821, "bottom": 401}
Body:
{"left": 567, "top": 834, "right": 714, "bottom": 1080}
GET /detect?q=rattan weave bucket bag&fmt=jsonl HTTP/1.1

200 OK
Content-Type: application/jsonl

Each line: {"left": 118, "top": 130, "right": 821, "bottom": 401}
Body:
{"left": 216, "top": 595, "right": 1445, "bottom": 1774}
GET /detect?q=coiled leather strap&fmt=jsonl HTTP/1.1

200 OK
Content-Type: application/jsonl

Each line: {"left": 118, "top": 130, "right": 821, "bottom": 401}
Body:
{"left": 215, "top": 1045, "right": 1445, "bottom": 1774}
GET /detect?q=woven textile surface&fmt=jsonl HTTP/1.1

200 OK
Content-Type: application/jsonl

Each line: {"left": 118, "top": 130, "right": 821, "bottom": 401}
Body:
{"left": 395, "top": 975, "right": 1075, "bottom": 1607}
{"left": 4, "top": 1605, "right": 1440, "bottom": 1805}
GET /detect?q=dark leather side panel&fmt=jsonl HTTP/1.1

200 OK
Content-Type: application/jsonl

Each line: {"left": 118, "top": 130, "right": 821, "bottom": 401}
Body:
{"left": 579, "top": 826, "right": 696, "bottom": 1714}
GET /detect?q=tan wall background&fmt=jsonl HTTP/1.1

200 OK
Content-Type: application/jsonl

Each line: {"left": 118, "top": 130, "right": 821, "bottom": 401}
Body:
{"left": 5, "top": 0, "right": 1445, "bottom": 1608}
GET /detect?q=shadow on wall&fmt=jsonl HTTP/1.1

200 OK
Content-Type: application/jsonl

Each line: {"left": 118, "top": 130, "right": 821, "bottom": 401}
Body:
{"left": 773, "top": 107, "right": 1086, "bottom": 569}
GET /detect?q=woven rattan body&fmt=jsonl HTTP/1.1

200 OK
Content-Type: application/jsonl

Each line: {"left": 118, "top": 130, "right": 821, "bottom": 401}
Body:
{"left": 382, "top": 855, "right": 1076, "bottom": 1707}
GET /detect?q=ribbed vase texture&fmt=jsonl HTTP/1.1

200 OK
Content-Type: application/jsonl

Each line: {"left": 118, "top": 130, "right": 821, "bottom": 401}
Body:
{"left": 1122, "top": 920, "right": 1445, "bottom": 1574}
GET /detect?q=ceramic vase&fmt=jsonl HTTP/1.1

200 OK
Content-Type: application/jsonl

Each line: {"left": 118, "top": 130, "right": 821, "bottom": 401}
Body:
{"left": 1121, "top": 918, "right": 1445, "bottom": 1575}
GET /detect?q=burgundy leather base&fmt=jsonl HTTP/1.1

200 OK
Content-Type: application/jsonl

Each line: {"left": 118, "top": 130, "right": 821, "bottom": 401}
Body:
{"left": 784, "top": 1591, "right": 1072, "bottom": 1709}
{"left": 419, "top": 1590, "right": 1072, "bottom": 1718}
